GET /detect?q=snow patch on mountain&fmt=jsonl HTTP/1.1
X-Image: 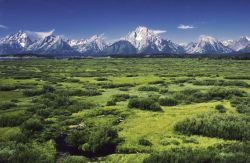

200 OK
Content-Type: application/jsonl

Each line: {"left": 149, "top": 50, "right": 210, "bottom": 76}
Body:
{"left": 225, "top": 36, "right": 250, "bottom": 51}
{"left": 68, "top": 35, "right": 107, "bottom": 54}
{"left": 187, "top": 35, "right": 233, "bottom": 54}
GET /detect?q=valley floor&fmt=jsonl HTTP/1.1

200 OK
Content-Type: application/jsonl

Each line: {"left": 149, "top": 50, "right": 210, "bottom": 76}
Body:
{"left": 0, "top": 58, "right": 249, "bottom": 163}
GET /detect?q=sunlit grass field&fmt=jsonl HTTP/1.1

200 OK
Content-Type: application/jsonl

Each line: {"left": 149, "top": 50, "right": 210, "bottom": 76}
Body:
{"left": 0, "top": 58, "right": 249, "bottom": 162}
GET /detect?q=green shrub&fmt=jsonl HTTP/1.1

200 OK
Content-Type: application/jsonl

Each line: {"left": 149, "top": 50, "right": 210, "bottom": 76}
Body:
{"left": 100, "top": 83, "right": 134, "bottom": 88}
{"left": 112, "top": 94, "right": 130, "bottom": 102}
{"left": 182, "top": 137, "right": 199, "bottom": 144}
{"left": 128, "top": 97, "right": 162, "bottom": 112}
{"left": 95, "top": 77, "right": 108, "bottom": 81}
{"left": 215, "top": 104, "right": 227, "bottom": 113}
{"left": 0, "top": 141, "right": 56, "bottom": 163}
{"left": 174, "top": 113, "right": 250, "bottom": 141}
{"left": 225, "top": 76, "right": 250, "bottom": 80}
{"left": 192, "top": 79, "right": 249, "bottom": 87}
{"left": 0, "top": 85, "right": 17, "bottom": 91}
{"left": 106, "top": 100, "right": 116, "bottom": 106}
{"left": 23, "top": 89, "right": 43, "bottom": 97}
{"left": 21, "top": 118, "right": 44, "bottom": 135}
{"left": 119, "top": 87, "right": 130, "bottom": 91}
{"left": 66, "top": 125, "right": 120, "bottom": 155}
{"left": 42, "top": 85, "right": 55, "bottom": 93}
{"left": 67, "top": 78, "right": 80, "bottom": 83}
{"left": 0, "top": 113, "right": 28, "bottom": 127}
{"left": 138, "top": 138, "right": 152, "bottom": 146}
{"left": 207, "top": 87, "right": 245, "bottom": 100}
{"left": 85, "top": 125, "right": 120, "bottom": 154}
{"left": 65, "top": 129, "right": 90, "bottom": 148}
{"left": 159, "top": 97, "right": 178, "bottom": 106}
{"left": 170, "top": 88, "right": 246, "bottom": 104}
{"left": 138, "top": 86, "right": 159, "bottom": 92}
{"left": 0, "top": 102, "right": 17, "bottom": 110}
{"left": 159, "top": 138, "right": 179, "bottom": 146}
{"left": 148, "top": 80, "right": 165, "bottom": 85}
{"left": 67, "top": 101, "right": 95, "bottom": 113}
{"left": 81, "top": 88, "right": 102, "bottom": 96}
{"left": 23, "top": 85, "right": 55, "bottom": 97}
{"left": 143, "top": 143, "right": 250, "bottom": 163}
{"left": 230, "top": 96, "right": 250, "bottom": 114}
{"left": 160, "top": 88, "right": 168, "bottom": 94}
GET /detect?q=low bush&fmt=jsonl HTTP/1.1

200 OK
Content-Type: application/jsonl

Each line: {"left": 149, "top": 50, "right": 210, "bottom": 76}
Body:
{"left": 174, "top": 113, "right": 250, "bottom": 140}
{"left": 0, "top": 113, "right": 28, "bottom": 127}
{"left": 95, "top": 77, "right": 108, "bottom": 81}
{"left": 206, "top": 87, "right": 245, "bottom": 99}
{"left": 230, "top": 96, "right": 250, "bottom": 114}
{"left": 171, "top": 87, "right": 246, "bottom": 104}
{"left": 66, "top": 125, "right": 120, "bottom": 155}
{"left": 86, "top": 125, "right": 120, "bottom": 154}
{"left": 23, "top": 89, "right": 43, "bottom": 97}
{"left": 160, "top": 139, "right": 180, "bottom": 146}
{"left": 65, "top": 128, "right": 90, "bottom": 148}
{"left": 106, "top": 100, "right": 116, "bottom": 106}
{"left": 192, "top": 79, "right": 249, "bottom": 87}
{"left": 42, "top": 85, "right": 55, "bottom": 93}
{"left": 81, "top": 88, "right": 102, "bottom": 96}
{"left": 182, "top": 137, "right": 199, "bottom": 144}
{"left": 67, "top": 78, "right": 80, "bottom": 83}
{"left": 138, "top": 86, "right": 159, "bottom": 92}
{"left": 23, "top": 85, "right": 55, "bottom": 97}
{"left": 128, "top": 97, "right": 162, "bottom": 112}
{"left": 100, "top": 83, "right": 135, "bottom": 88}
{"left": 58, "top": 89, "right": 85, "bottom": 96}
{"left": 225, "top": 76, "right": 250, "bottom": 80}
{"left": 215, "top": 104, "right": 227, "bottom": 113}
{"left": 21, "top": 117, "right": 44, "bottom": 136}
{"left": 148, "top": 80, "right": 165, "bottom": 85}
{"left": 138, "top": 138, "right": 152, "bottom": 146}
{"left": 159, "top": 88, "right": 168, "bottom": 94}
{"left": 159, "top": 97, "right": 178, "bottom": 106}
{"left": 0, "top": 141, "right": 56, "bottom": 163}
{"left": 112, "top": 94, "right": 130, "bottom": 102}
{"left": 143, "top": 142, "right": 250, "bottom": 163}
{"left": 67, "top": 101, "right": 95, "bottom": 113}
{"left": 0, "top": 85, "right": 17, "bottom": 91}
{"left": 0, "top": 101, "right": 17, "bottom": 110}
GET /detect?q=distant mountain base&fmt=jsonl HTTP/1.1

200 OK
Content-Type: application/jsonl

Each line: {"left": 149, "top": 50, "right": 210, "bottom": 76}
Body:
{"left": 1, "top": 53, "right": 250, "bottom": 60}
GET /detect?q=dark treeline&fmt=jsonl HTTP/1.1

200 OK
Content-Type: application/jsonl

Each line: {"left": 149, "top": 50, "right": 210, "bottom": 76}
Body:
{"left": 1, "top": 53, "right": 250, "bottom": 60}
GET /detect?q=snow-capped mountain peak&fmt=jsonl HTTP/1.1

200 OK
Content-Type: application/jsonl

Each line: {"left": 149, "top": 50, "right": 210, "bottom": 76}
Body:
{"left": 85, "top": 34, "right": 107, "bottom": 51}
{"left": 240, "top": 36, "right": 250, "bottom": 41}
{"left": 225, "top": 36, "right": 250, "bottom": 51}
{"left": 67, "top": 34, "right": 107, "bottom": 54}
{"left": 124, "top": 26, "right": 184, "bottom": 54}
{"left": 223, "top": 40, "right": 234, "bottom": 46}
{"left": 125, "top": 26, "right": 161, "bottom": 51}
{"left": 198, "top": 35, "right": 218, "bottom": 45}
{"left": 1, "top": 31, "right": 32, "bottom": 48}
{"left": 0, "top": 28, "right": 248, "bottom": 56}
{"left": 187, "top": 35, "right": 233, "bottom": 54}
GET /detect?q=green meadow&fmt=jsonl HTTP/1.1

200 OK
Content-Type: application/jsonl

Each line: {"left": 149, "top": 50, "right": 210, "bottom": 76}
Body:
{"left": 0, "top": 58, "right": 249, "bottom": 162}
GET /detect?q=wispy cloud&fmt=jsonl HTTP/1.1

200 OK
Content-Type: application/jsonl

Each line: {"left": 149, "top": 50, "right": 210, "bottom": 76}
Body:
{"left": 0, "top": 24, "right": 8, "bottom": 29}
{"left": 25, "top": 29, "right": 55, "bottom": 41}
{"left": 153, "top": 30, "right": 167, "bottom": 34}
{"left": 177, "top": 24, "right": 194, "bottom": 30}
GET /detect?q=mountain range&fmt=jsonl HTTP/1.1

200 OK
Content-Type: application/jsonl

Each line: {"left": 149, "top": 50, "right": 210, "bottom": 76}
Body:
{"left": 0, "top": 26, "right": 250, "bottom": 56}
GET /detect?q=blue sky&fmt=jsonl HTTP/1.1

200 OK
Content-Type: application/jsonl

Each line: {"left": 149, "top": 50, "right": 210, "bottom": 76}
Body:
{"left": 0, "top": 0, "right": 249, "bottom": 43}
